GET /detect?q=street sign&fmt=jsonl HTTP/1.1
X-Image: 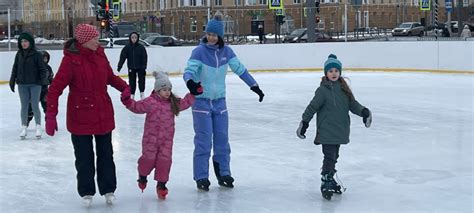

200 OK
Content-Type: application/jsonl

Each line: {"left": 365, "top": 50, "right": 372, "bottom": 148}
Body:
{"left": 445, "top": 0, "right": 452, "bottom": 12}
{"left": 275, "top": 9, "right": 285, "bottom": 16}
{"left": 420, "top": 0, "right": 430, "bottom": 10}
{"left": 269, "top": 0, "right": 283, "bottom": 10}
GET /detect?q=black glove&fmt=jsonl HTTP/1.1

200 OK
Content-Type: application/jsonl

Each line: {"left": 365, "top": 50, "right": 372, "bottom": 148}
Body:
{"left": 186, "top": 80, "right": 203, "bottom": 96}
{"left": 9, "top": 81, "right": 15, "bottom": 93}
{"left": 250, "top": 86, "right": 264, "bottom": 102}
{"left": 296, "top": 121, "right": 309, "bottom": 139}
{"left": 361, "top": 108, "right": 372, "bottom": 128}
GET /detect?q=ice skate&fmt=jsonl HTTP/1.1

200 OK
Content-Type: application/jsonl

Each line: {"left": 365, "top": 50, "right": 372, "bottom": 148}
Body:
{"left": 104, "top": 192, "right": 115, "bottom": 205}
{"left": 82, "top": 195, "right": 93, "bottom": 207}
{"left": 131, "top": 94, "right": 135, "bottom": 100}
{"left": 321, "top": 171, "right": 338, "bottom": 200}
{"left": 137, "top": 175, "right": 147, "bottom": 192}
{"left": 217, "top": 175, "right": 234, "bottom": 188}
{"left": 157, "top": 182, "right": 168, "bottom": 200}
{"left": 35, "top": 124, "right": 42, "bottom": 139}
{"left": 196, "top": 178, "right": 210, "bottom": 191}
{"left": 19, "top": 125, "right": 27, "bottom": 140}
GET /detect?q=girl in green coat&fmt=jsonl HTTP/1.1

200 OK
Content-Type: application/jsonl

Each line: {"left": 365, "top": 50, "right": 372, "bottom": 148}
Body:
{"left": 296, "top": 54, "right": 372, "bottom": 200}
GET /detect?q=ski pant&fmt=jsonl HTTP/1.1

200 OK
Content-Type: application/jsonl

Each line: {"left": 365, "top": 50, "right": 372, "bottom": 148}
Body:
{"left": 321, "top": 144, "right": 340, "bottom": 174}
{"left": 128, "top": 69, "right": 146, "bottom": 95}
{"left": 18, "top": 84, "right": 42, "bottom": 126}
{"left": 27, "top": 86, "right": 48, "bottom": 124}
{"left": 71, "top": 132, "right": 116, "bottom": 197}
{"left": 137, "top": 139, "right": 173, "bottom": 182}
{"left": 192, "top": 98, "right": 231, "bottom": 181}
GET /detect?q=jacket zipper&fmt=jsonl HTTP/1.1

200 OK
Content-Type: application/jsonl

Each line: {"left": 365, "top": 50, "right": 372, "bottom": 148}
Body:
{"left": 213, "top": 50, "right": 219, "bottom": 99}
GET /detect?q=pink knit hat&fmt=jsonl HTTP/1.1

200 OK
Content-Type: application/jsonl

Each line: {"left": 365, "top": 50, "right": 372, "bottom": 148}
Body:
{"left": 74, "top": 24, "right": 99, "bottom": 44}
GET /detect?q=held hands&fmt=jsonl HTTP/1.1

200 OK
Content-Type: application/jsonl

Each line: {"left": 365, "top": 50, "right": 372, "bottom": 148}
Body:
{"left": 121, "top": 87, "right": 133, "bottom": 107}
{"left": 362, "top": 108, "right": 372, "bottom": 128}
{"left": 186, "top": 80, "right": 203, "bottom": 96}
{"left": 296, "top": 121, "right": 309, "bottom": 139}
{"left": 250, "top": 86, "right": 264, "bottom": 102}
{"left": 45, "top": 112, "right": 58, "bottom": 136}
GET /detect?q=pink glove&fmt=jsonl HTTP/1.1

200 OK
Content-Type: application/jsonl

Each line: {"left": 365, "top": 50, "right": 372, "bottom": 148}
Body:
{"left": 45, "top": 113, "right": 58, "bottom": 136}
{"left": 121, "top": 87, "right": 132, "bottom": 107}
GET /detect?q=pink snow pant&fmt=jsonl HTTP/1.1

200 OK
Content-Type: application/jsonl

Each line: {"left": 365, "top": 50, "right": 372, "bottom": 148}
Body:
{"left": 137, "top": 140, "right": 173, "bottom": 182}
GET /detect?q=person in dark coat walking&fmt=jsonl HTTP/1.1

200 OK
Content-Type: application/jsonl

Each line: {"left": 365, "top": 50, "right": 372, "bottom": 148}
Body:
{"left": 117, "top": 32, "right": 148, "bottom": 100}
{"left": 27, "top": 51, "right": 54, "bottom": 127}
{"left": 296, "top": 54, "right": 372, "bottom": 201}
{"left": 45, "top": 24, "right": 130, "bottom": 207}
{"left": 258, "top": 24, "right": 265, "bottom": 44}
{"left": 9, "top": 32, "right": 49, "bottom": 139}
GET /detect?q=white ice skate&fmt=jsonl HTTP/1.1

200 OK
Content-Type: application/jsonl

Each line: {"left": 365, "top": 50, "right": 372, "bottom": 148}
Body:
{"left": 82, "top": 195, "right": 93, "bottom": 207}
{"left": 140, "top": 92, "right": 145, "bottom": 100}
{"left": 35, "top": 124, "right": 42, "bottom": 139}
{"left": 104, "top": 192, "right": 115, "bottom": 205}
{"left": 19, "top": 125, "right": 27, "bottom": 140}
{"left": 131, "top": 94, "right": 135, "bottom": 100}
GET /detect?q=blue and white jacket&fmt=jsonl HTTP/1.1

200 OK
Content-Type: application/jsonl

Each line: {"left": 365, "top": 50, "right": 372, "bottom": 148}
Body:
{"left": 183, "top": 42, "right": 257, "bottom": 100}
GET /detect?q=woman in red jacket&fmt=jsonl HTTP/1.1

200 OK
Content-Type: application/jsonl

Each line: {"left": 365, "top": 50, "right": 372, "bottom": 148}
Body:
{"left": 45, "top": 24, "right": 130, "bottom": 207}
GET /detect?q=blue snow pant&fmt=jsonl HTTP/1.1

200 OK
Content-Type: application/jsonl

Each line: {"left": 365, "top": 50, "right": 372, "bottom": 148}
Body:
{"left": 192, "top": 98, "right": 231, "bottom": 181}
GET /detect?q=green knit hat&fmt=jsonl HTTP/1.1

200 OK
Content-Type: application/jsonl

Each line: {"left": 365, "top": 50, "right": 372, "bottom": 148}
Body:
{"left": 324, "top": 54, "right": 342, "bottom": 75}
{"left": 17, "top": 32, "right": 35, "bottom": 50}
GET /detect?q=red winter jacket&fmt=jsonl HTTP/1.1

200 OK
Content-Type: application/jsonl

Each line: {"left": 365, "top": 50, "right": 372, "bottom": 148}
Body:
{"left": 47, "top": 39, "right": 128, "bottom": 135}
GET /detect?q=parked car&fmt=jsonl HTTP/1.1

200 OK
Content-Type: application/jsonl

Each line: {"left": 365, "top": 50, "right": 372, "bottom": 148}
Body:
{"left": 392, "top": 22, "right": 424, "bottom": 36}
{"left": 145, "top": 35, "right": 182, "bottom": 46}
{"left": 283, "top": 28, "right": 339, "bottom": 43}
{"left": 99, "top": 37, "right": 160, "bottom": 48}
{"left": 141, "top": 33, "right": 161, "bottom": 39}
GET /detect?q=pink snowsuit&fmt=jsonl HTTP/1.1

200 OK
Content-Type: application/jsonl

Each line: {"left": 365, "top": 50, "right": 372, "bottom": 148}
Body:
{"left": 126, "top": 93, "right": 195, "bottom": 182}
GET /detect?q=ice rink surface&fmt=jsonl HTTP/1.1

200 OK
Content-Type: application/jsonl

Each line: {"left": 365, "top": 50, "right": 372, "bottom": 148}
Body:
{"left": 0, "top": 71, "right": 472, "bottom": 213}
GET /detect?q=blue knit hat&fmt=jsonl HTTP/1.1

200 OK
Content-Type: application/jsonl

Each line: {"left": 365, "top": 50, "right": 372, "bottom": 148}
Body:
{"left": 324, "top": 54, "right": 342, "bottom": 75}
{"left": 206, "top": 12, "right": 224, "bottom": 38}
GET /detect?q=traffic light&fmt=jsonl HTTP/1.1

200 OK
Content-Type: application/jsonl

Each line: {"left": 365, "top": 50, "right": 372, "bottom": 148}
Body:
{"left": 277, "top": 15, "right": 285, "bottom": 25}
{"left": 316, "top": 1, "right": 320, "bottom": 13}
{"left": 100, "top": 19, "right": 107, "bottom": 29}
{"left": 316, "top": 16, "right": 321, "bottom": 23}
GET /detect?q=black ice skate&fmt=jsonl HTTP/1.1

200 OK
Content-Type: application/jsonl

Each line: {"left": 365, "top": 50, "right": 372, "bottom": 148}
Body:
{"left": 217, "top": 175, "right": 234, "bottom": 188}
{"left": 196, "top": 178, "right": 210, "bottom": 191}
{"left": 321, "top": 171, "right": 338, "bottom": 200}
{"left": 137, "top": 175, "right": 147, "bottom": 192}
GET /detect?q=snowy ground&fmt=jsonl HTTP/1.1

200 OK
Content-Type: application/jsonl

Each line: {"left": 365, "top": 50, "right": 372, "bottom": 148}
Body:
{"left": 0, "top": 72, "right": 473, "bottom": 213}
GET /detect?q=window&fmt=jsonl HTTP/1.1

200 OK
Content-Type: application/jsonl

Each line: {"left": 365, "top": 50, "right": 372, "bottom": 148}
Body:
{"left": 463, "top": 0, "right": 469, "bottom": 6}
{"left": 246, "top": 0, "right": 257, "bottom": 5}
{"left": 191, "top": 0, "right": 197, "bottom": 6}
{"left": 235, "top": 0, "right": 242, "bottom": 5}
{"left": 135, "top": 2, "right": 138, "bottom": 12}
{"left": 215, "top": 0, "right": 223, "bottom": 5}
{"left": 259, "top": 0, "right": 267, "bottom": 4}
{"left": 293, "top": 0, "right": 301, "bottom": 3}
{"left": 190, "top": 16, "right": 197, "bottom": 32}
{"left": 202, "top": 0, "right": 208, "bottom": 5}
{"left": 224, "top": 15, "right": 235, "bottom": 34}
{"left": 203, "top": 16, "right": 208, "bottom": 31}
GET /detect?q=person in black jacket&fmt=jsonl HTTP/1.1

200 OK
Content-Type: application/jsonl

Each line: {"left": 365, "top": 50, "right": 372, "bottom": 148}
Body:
{"left": 117, "top": 32, "right": 148, "bottom": 100}
{"left": 27, "top": 51, "right": 54, "bottom": 127}
{"left": 9, "top": 32, "right": 48, "bottom": 139}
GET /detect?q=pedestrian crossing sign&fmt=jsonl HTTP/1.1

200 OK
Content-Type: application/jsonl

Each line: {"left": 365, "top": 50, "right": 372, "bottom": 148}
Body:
{"left": 269, "top": 0, "right": 284, "bottom": 10}
{"left": 420, "top": 0, "right": 430, "bottom": 10}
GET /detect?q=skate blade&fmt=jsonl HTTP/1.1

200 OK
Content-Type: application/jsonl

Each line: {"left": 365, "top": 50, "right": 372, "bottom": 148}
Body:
{"left": 20, "top": 136, "right": 26, "bottom": 140}
{"left": 36, "top": 136, "right": 41, "bottom": 139}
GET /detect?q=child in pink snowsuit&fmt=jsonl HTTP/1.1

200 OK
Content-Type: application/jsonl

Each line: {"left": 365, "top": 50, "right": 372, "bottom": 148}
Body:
{"left": 121, "top": 71, "right": 195, "bottom": 199}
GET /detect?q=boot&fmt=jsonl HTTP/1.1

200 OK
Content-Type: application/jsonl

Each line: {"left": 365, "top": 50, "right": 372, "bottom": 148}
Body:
{"left": 137, "top": 175, "right": 147, "bottom": 192}
{"left": 140, "top": 92, "right": 145, "bottom": 100}
{"left": 196, "top": 178, "right": 210, "bottom": 191}
{"left": 157, "top": 182, "right": 168, "bottom": 200}
{"left": 321, "top": 171, "right": 337, "bottom": 200}
{"left": 217, "top": 175, "right": 234, "bottom": 188}
{"left": 35, "top": 124, "right": 42, "bottom": 139}
{"left": 82, "top": 195, "right": 93, "bottom": 207}
{"left": 19, "top": 125, "right": 27, "bottom": 139}
{"left": 104, "top": 192, "right": 115, "bottom": 205}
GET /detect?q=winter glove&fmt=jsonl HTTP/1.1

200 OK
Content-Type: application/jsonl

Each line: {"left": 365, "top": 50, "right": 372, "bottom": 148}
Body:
{"left": 186, "top": 80, "right": 203, "bottom": 96}
{"left": 45, "top": 112, "right": 58, "bottom": 136}
{"left": 296, "top": 121, "right": 309, "bottom": 139}
{"left": 9, "top": 81, "right": 15, "bottom": 93}
{"left": 121, "top": 87, "right": 133, "bottom": 107}
{"left": 250, "top": 86, "right": 264, "bottom": 102}
{"left": 361, "top": 108, "right": 372, "bottom": 128}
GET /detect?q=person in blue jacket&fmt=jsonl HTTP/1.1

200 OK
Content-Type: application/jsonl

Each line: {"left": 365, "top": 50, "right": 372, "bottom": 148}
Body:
{"left": 183, "top": 12, "right": 265, "bottom": 191}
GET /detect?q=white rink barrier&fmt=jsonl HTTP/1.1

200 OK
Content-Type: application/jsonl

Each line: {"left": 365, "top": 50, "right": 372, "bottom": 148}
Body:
{"left": 1, "top": 41, "right": 473, "bottom": 82}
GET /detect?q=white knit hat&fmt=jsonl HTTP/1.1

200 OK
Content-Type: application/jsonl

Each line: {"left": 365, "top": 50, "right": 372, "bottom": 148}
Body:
{"left": 153, "top": 71, "right": 172, "bottom": 91}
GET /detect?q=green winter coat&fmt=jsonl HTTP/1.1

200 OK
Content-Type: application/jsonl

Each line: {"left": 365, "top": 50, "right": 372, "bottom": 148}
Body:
{"left": 302, "top": 78, "right": 366, "bottom": 145}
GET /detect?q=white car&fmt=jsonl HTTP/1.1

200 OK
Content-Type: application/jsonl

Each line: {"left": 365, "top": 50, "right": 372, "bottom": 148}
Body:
{"left": 99, "top": 37, "right": 161, "bottom": 48}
